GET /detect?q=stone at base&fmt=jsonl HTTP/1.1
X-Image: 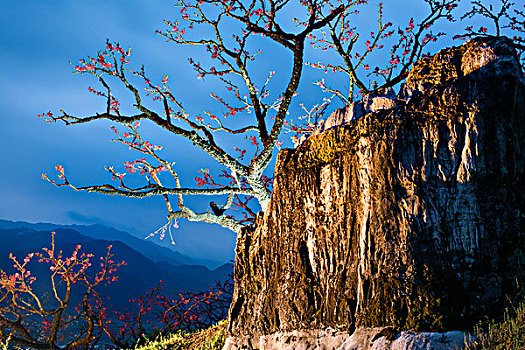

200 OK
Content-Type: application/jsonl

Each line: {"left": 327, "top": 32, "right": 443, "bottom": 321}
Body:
{"left": 223, "top": 328, "right": 350, "bottom": 350}
{"left": 223, "top": 328, "right": 474, "bottom": 350}
{"left": 339, "top": 327, "right": 473, "bottom": 350}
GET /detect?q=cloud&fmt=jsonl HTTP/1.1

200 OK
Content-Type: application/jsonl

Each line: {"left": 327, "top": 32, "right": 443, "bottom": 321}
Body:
{"left": 66, "top": 211, "right": 105, "bottom": 225}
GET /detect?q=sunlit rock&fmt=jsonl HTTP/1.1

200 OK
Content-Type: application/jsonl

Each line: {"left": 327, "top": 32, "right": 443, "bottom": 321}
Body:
{"left": 225, "top": 36, "right": 525, "bottom": 350}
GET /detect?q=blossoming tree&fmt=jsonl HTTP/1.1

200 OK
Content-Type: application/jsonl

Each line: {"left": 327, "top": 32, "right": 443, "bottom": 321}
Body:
{"left": 39, "top": 0, "right": 523, "bottom": 236}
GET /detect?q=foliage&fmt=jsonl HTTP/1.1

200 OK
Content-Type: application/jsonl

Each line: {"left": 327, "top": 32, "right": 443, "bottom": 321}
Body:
{"left": 464, "top": 302, "right": 525, "bottom": 350}
{"left": 131, "top": 320, "right": 227, "bottom": 350}
{"left": 463, "top": 247, "right": 524, "bottom": 349}
{"left": 0, "top": 337, "right": 9, "bottom": 350}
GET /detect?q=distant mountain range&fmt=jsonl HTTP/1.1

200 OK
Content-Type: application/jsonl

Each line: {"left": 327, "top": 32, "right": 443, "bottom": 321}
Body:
{"left": 0, "top": 219, "right": 195, "bottom": 266}
{"left": 0, "top": 220, "right": 233, "bottom": 311}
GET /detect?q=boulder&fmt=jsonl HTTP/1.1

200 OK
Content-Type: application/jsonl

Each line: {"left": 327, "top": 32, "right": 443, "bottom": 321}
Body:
{"left": 338, "top": 328, "right": 472, "bottom": 350}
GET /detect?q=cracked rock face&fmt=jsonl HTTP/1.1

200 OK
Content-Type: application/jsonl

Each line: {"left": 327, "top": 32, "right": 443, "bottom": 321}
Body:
{"left": 225, "top": 37, "right": 525, "bottom": 349}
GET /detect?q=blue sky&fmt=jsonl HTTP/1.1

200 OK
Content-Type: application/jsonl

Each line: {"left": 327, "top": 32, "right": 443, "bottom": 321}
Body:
{"left": 0, "top": 0, "right": 483, "bottom": 263}
{"left": 0, "top": 0, "right": 240, "bottom": 263}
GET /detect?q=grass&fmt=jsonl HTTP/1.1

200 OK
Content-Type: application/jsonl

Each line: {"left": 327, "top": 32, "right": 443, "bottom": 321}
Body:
{"left": 131, "top": 320, "right": 227, "bottom": 350}
{"left": 464, "top": 301, "right": 525, "bottom": 350}
{"left": 0, "top": 337, "right": 24, "bottom": 350}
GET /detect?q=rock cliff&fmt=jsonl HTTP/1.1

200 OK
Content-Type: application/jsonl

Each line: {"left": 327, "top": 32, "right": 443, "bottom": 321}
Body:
{"left": 225, "top": 36, "right": 525, "bottom": 349}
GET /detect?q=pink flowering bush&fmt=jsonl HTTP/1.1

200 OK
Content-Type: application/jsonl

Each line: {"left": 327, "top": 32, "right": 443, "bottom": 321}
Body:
{"left": 0, "top": 232, "right": 124, "bottom": 349}
{"left": 0, "top": 233, "right": 232, "bottom": 349}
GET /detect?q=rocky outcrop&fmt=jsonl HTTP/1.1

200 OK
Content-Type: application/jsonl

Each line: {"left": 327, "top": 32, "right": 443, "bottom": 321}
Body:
{"left": 225, "top": 36, "right": 525, "bottom": 349}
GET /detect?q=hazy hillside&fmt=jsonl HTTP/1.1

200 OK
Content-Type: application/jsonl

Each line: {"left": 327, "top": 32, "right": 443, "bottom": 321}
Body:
{"left": 0, "top": 224, "right": 232, "bottom": 312}
{"left": 0, "top": 219, "right": 194, "bottom": 266}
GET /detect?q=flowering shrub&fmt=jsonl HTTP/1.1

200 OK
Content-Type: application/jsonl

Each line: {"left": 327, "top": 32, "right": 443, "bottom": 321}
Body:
{"left": 0, "top": 234, "right": 232, "bottom": 349}
{"left": 0, "top": 232, "right": 124, "bottom": 349}
{"left": 101, "top": 278, "right": 233, "bottom": 348}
